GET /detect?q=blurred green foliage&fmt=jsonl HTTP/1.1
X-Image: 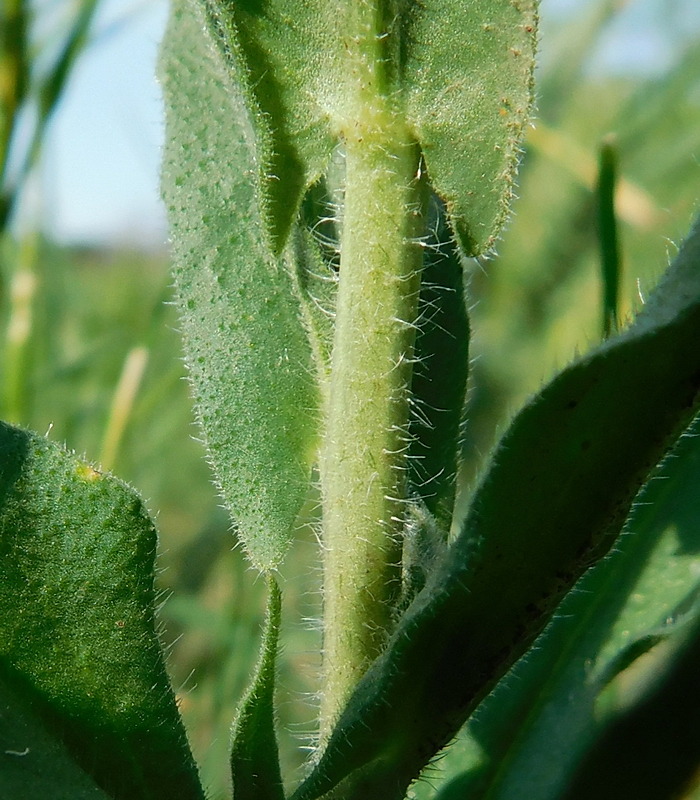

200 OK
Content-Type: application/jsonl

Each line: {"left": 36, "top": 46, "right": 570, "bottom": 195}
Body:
{"left": 1, "top": 1, "right": 699, "bottom": 798}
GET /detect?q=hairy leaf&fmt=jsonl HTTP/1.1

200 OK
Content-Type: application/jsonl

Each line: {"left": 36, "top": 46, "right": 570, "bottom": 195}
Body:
{"left": 408, "top": 195, "right": 470, "bottom": 529}
{"left": 230, "top": 577, "right": 284, "bottom": 800}
{"left": 293, "top": 215, "right": 700, "bottom": 800}
{"left": 429, "top": 413, "right": 700, "bottom": 800}
{"left": 403, "top": 0, "right": 538, "bottom": 254}
{"left": 186, "top": 0, "right": 536, "bottom": 256}
{"left": 160, "top": 0, "right": 320, "bottom": 569}
{"left": 0, "top": 422, "right": 203, "bottom": 799}
{"left": 0, "top": 662, "right": 110, "bottom": 800}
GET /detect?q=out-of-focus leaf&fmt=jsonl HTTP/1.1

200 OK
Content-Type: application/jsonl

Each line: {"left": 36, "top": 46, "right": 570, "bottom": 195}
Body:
{"left": 230, "top": 577, "right": 284, "bottom": 800}
{"left": 293, "top": 215, "right": 700, "bottom": 800}
{"left": 0, "top": 422, "right": 204, "bottom": 799}
{"left": 160, "top": 0, "right": 320, "bottom": 569}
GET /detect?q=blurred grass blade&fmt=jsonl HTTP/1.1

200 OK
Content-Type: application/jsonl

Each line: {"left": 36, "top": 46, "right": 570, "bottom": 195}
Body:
{"left": 2, "top": 0, "right": 100, "bottom": 228}
{"left": 230, "top": 577, "right": 285, "bottom": 800}
{"left": 293, "top": 216, "right": 700, "bottom": 800}
{"left": 99, "top": 345, "right": 149, "bottom": 471}
{"left": 160, "top": 0, "right": 320, "bottom": 569}
{"left": 2, "top": 234, "right": 38, "bottom": 423}
{"left": 0, "top": 421, "right": 204, "bottom": 799}
{"left": 0, "top": 0, "right": 29, "bottom": 229}
{"left": 597, "top": 136, "right": 621, "bottom": 338}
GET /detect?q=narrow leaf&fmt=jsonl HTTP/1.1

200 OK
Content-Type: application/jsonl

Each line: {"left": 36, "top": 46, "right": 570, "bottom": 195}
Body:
{"left": 294, "top": 215, "right": 700, "bottom": 800}
{"left": 0, "top": 422, "right": 203, "bottom": 799}
{"left": 160, "top": 0, "right": 320, "bottom": 569}
{"left": 597, "top": 136, "right": 621, "bottom": 338}
{"left": 230, "top": 577, "right": 284, "bottom": 800}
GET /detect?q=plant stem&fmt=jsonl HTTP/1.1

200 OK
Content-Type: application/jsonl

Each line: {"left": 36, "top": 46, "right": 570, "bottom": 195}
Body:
{"left": 319, "top": 0, "right": 427, "bottom": 737}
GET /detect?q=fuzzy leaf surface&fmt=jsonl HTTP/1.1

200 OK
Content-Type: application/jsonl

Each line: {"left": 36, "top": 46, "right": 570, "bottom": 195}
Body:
{"left": 430, "top": 413, "right": 700, "bottom": 800}
{"left": 230, "top": 577, "right": 284, "bottom": 800}
{"left": 160, "top": 0, "right": 319, "bottom": 569}
{"left": 191, "top": 0, "right": 536, "bottom": 255}
{"left": 0, "top": 422, "right": 203, "bottom": 799}
{"left": 293, "top": 216, "right": 700, "bottom": 800}
{"left": 403, "top": 0, "right": 537, "bottom": 254}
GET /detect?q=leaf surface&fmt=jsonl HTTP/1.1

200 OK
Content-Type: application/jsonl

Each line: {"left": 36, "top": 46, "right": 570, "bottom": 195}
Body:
{"left": 0, "top": 422, "right": 203, "bottom": 799}
{"left": 403, "top": 0, "right": 537, "bottom": 254}
{"left": 429, "top": 413, "right": 700, "bottom": 800}
{"left": 293, "top": 215, "right": 700, "bottom": 800}
{"left": 230, "top": 577, "right": 285, "bottom": 800}
{"left": 172, "top": 0, "right": 537, "bottom": 254}
{"left": 160, "top": 0, "right": 320, "bottom": 569}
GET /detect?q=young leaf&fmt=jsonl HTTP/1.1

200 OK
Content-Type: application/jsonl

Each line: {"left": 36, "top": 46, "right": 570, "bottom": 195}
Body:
{"left": 0, "top": 422, "right": 204, "bottom": 800}
{"left": 230, "top": 577, "right": 284, "bottom": 800}
{"left": 293, "top": 215, "right": 700, "bottom": 800}
{"left": 160, "top": 0, "right": 320, "bottom": 569}
{"left": 194, "top": 0, "right": 536, "bottom": 257}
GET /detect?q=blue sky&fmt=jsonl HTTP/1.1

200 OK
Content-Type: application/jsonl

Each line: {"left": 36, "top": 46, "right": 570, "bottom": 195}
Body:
{"left": 29, "top": 0, "right": 700, "bottom": 248}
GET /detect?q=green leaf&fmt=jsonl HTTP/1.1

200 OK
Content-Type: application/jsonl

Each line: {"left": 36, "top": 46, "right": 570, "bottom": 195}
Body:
{"left": 186, "top": 0, "right": 536, "bottom": 257}
{"left": 0, "top": 422, "right": 203, "bottom": 799}
{"left": 561, "top": 605, "right": 700, "bottom": 800}
{"left": 230, "top": 576, "right": 284, "bottom": 800}
{"left": 160, "top": 0, "right": 320, "bottom": 570}
{"left": 293, "top": 215, "right": 700, "bottom": 800}
{"left": 408, "top": 194, "right": 470, "bottom": 529}
{"left": 0, "top": 661, "right": 110, "bottom": 800}
{"left": 404, "top": 0, "right": 538, "bottom": 254}
{"left": 199, "top": 0, "right": 335, "bottom": 251}
{"left": 428, "top": 413, "right": 700, "bottom": 800}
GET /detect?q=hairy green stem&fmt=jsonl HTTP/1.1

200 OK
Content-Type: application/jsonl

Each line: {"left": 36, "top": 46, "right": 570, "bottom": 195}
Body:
{"left": 319, "top": 0, "right": 427, "bottom": 737}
